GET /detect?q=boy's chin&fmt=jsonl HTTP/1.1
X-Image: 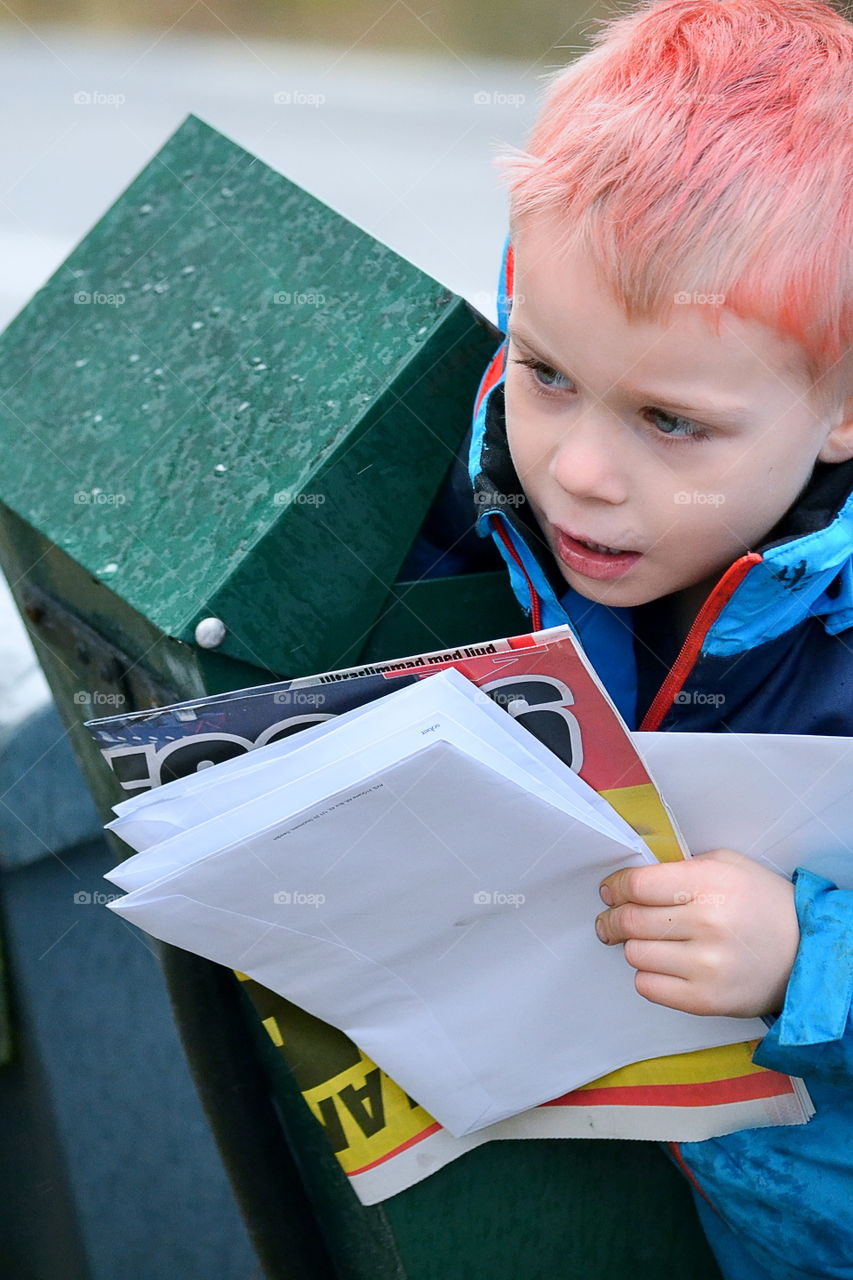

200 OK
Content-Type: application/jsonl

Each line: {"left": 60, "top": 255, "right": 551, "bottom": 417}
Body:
{"left": 559, "top": 565, "right": 726, "bottom": 623}
{"left": 555, "top": 565, "right": 664, "bottom": 608}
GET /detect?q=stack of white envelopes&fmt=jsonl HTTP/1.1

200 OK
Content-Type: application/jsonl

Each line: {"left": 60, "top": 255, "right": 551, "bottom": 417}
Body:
{"left": 105, "top": 667, "right": 768, "bottom": 1138}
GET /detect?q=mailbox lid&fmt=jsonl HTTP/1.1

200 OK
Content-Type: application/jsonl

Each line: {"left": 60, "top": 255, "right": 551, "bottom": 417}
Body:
{"left": 0, "top": 114, "right": 502, "bottom": 675}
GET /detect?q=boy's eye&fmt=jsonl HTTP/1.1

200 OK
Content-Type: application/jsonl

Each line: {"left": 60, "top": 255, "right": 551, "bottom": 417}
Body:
{"left": 512, "top": 355, "right": 574, "bottom": 393}
{"left": 510, "top": 355, "right": 710, "bottom": 444}
{"left": 644, "top": 408, "right": 709, "bottom": 441}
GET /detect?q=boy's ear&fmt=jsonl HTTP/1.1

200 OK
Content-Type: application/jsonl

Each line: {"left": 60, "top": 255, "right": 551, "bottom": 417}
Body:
{"left": 818, "top": 389, "right": 853, "bottom": 464}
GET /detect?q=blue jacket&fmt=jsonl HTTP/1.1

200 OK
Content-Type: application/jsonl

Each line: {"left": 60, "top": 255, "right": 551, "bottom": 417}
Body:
{"left": 403, "top": 233, "right": 853, "bottom": 1278}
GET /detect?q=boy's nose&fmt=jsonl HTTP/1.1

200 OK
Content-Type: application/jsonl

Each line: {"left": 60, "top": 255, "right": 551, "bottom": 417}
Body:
{"left": 547, "top": 414, "right": 629, "bottom": 505}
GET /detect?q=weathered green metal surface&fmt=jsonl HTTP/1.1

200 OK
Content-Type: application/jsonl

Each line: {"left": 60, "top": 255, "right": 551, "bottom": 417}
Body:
{"left": 0, "top": 112, "right": 503, "bottom": 679}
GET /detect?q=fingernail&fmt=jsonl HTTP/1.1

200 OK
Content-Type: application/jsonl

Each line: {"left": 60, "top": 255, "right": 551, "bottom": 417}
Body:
{"left": 599, "top": 884, "right": 613, "bottom": 906}
{"left": 595, "top": 914, "right": 608, "bottom": 942}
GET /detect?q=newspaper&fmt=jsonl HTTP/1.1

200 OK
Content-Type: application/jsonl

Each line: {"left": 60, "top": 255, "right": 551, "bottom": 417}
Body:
{"left": 235, "top": 975, "right": 810, "bottom": 1205}
{"left": 86, "top": 624, "right": 812, "bottom": 1203}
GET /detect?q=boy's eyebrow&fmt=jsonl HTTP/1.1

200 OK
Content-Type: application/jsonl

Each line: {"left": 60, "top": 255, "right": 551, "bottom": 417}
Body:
{"left": 506, "top": 322, "right": 752, "bottom": 425}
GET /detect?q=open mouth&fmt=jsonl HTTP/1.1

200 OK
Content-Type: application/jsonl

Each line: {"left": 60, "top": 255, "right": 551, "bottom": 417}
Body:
{"left": 573, "top": 536, "right": 631, "bottom": 556}
{"left": 559, "top": 525, "right": 638, "bottom": 555}
{"left": 553, "top": 526, "right": 643, "bottom": 580}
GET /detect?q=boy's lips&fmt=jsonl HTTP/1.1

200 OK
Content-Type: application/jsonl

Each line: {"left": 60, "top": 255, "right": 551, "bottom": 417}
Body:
{"left": 556, "top": 524, "right": 640, "bottom": 555}
{"left": 552, "top": 524, "right": 644, "bottom": 581}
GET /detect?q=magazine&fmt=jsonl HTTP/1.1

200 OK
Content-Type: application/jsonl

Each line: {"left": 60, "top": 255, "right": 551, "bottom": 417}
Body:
{"left": 88, "top": 625, "right": 687, "bottom": 863}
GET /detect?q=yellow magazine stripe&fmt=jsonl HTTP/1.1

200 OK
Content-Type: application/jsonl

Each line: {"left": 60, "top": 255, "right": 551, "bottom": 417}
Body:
{"left": 578, "top": 1039, "right": 767, "bottom": 1089}
{"left": 301, "top": 1050, "right": 434, "bottom": 1174}
{"left": 263, "top": 1015, "right": 284, "bottom": 1047}
{"left": 599, "top": 782, "right": 685, "bottom": 863}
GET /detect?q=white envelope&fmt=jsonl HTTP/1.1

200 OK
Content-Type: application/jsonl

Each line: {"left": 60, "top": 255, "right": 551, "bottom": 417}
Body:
{"left": 633, "top": 732, "right": 853, "bottom": 890}
{"left": 107, "top": 668, "right": 650, "bottom": 886}
{"left": 108, "top": 738, "right": 766, "bottom": 1137}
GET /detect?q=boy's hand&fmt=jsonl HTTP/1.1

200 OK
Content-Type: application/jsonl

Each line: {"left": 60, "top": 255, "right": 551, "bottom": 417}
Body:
{"left": 595, "top": 849, "right": 800, "bottom": 1019}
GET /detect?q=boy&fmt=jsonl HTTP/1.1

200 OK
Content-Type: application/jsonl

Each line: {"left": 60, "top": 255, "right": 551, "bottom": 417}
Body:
{"left": 455, "top": 0, "right": 852, "bottom": 1275}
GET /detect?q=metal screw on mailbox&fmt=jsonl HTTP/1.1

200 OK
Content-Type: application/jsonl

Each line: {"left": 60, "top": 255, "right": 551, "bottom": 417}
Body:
{"left": 195, "top": 617, "right": 227, "bottom": 649}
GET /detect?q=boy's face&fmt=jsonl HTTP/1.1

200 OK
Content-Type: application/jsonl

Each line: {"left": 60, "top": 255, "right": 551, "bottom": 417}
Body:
{"left": 504, "top": 208, "right": 849, "bottom": 616}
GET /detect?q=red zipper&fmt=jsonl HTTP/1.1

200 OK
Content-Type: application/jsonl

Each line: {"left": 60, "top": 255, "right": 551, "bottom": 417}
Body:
{"left": 491, "top": 514, "right": 542, "bottom": 632}
{"left": 638, "top": 554, "right": 762, "bottom": 731}
{"left": 666, "top": 1141, "right": 719, "bottom": 1211}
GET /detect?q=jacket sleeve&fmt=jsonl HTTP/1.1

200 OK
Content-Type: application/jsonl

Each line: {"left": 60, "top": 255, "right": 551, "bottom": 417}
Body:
{"left": 751, "top": 865, "right": 853, "bottom": 1083}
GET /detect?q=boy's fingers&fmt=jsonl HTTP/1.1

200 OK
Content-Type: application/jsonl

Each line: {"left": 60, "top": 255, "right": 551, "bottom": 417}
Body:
{"left": 631, "top": 970, "right": 694, "bottom": 1012}
{"left": 595, "top": 903, "right": 692, "bottom": 945}
{"left": 599, "top": 862, "right": 699, "bottom": 908}
{"left": 622, "top": 938, "right": 694, "bottom": 977}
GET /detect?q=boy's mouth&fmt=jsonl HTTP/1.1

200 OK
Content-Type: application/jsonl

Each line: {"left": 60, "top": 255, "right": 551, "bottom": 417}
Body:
{"left": 552, "top": 525, "right": 643, "bottom": 581}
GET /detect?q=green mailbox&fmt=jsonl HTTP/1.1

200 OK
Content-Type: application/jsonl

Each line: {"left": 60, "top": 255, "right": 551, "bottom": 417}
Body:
{"left": 0, "top": 116, "right": 719, "bottom": 1279}
{"left": 0, "top": 113, "right": 524, "bottom": 816}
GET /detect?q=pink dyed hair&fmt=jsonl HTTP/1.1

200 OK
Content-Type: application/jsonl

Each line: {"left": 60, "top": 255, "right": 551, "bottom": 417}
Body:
{"left": 493, "top": 0, "right": 852, "bottom": 405}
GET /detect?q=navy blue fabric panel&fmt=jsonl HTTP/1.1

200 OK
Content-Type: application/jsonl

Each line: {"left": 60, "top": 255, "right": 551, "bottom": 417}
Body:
{"left": 557, "top": 584, "right": 640, "bottom": 730}
{"left": 397, "top": 427, "right": 504, "bottom": 582}
{"left": 656, "top": 617, "right": 853, "bottom": 735}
